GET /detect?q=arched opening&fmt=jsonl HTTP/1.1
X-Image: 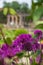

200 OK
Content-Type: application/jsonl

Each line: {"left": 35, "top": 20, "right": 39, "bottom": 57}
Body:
{"left": 10, "top": 16, "right": 12, "bottom": 22}
{"left": 14, "top": 17, "right": 16, "bottom": 23}
{"left": 17, "top": 16, "right": 20, "bottom": 24}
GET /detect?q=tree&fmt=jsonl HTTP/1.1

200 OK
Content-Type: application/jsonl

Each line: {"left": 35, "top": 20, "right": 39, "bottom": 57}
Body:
{"left": 37, "top": 0, "right": 43, "bottom": 3}
{"left": 34, "top": 22, "right": 43, "bottom": 30}
{"left": 0, "top": 11, "right": 7, "bottom": 24}
{"left": 3, "top": 1, "right": 11, "bottom": 8}
{"left": 20, "top": 3, "right": 29, "bottom": 13}
{"left": 31, "top": 0, "right": 43, "bottom": 21}
{"left": 3, "top": 8, "right": 16, "bottom": 16}
{"left": 3, "top": 1, "right": 16, "bottom": 16}
{"left": 11, "top": 1, "right": 20, "bottom": 12}
{"left": 3, "top": 1, "right": 29, "bottom": 13}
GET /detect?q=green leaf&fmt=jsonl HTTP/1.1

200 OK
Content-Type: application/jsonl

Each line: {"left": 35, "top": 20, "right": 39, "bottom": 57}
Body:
{"left": 5, "top": 37, "right": 12, "bottom": 45}
{"left": 0, "top": 40, "right": 4, "bottom": 45}
{"left": 3, "top": 8, "right": 16, "bottom": 15}
{"left": 14, "top": 29, "right": 28, "bottom": 38}
{"left": 16, "top": 52, "right": 25, "bottom": 58}
{"left": 33, "top": 7, "right": 43, "bottom": 21}
{"left": 32, "top": 62, "right": 38, "bottom": 65}
{"left": 10, "top": 8, "right": 16, "bottom": 15}
{"left": 36, "top": 50, "right": 41, "bottom": 55}
{"left": 3, "top": 8, "right": 8, "bottom": 15}
{"left": 35, "top": 24, "right": 43, "bottom": 30}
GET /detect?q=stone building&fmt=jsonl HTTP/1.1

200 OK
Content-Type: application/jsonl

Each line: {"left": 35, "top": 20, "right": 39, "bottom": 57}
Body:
{"left": 7, "top": 13, "right": 30, "bottom": 29}
{"left": 0, "top": 8, "right": 30, "bottom": 29}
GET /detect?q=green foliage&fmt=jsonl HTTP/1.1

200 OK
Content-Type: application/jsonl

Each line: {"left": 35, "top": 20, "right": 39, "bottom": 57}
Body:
{"left": 0, "top": 24, "right": 4, "bottom": 28}
{"left": 33, "top": 6, "right": 43, "bottom": 21}
{"left": 16, "top": 52, "right": 25, "bottom": 58}
{"left": 11, "top": 1, "right": 20, "bottom": 11}
{"left": 0, "top": 11, "right": 7, "bottom": 23}
{"left": 3, "top": 2, "right": 17, "bottom": 15}
{"left": 14, "top": 29, "right": 28, "bottom": 38}
{"left": 25, "top": 16, "right": 32, "bottom": 22}
{"left": 3, "top": 29, "right": 15, "bottom": 40}
{"left": 3, "top": 1, "right": 29, "bottom": 13}
{"left": 5, "top": 37, "right": 12, "bottom": 45}
{"left": 9, "top": 8, "right": 16, "bottom": 15}
{"left": 37, "top": 0, "right": 43, "bottom": 3}
{"left": 0, "top": 40, "right": 4, "bottom": 45}
{"left": 0, "top": 29, "right": 15, "bottom": 44}
{"left": 3, "top": 2, "right": 11, "bottom": 8}
{"left": 3, "top": 8, "right": 16, "bottom": 15}
{"left": 20, "top": 3, "right": 29, "bottom": 13}
{"left": 3, "top": 8, "right": 8, "bottom": 15}
{"left": 34, "top": 24, "right": 43, "bottom": 30}
{"left": 32, "top": 62, "right": 38, "bottom": 65}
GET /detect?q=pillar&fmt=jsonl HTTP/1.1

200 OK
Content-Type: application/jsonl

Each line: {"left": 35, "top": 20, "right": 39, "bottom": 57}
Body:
{"left": 19, "top": 15, "right": 23, "bottom": 27}
{"left": 7, "top": 15, "right": 10, "bottom": 25}
{"left": 10, "top": 15, "right": 14, "bottom": 26}
{"left": 15, "top": 16, "right": 18, "bottom": 28}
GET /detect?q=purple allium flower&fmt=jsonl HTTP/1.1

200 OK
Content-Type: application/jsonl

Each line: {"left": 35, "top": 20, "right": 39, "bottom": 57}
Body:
{"left": 0, "top": 48, "right": 6, "bottom": 58}
{"left": 21, "top": 41, "right": 32, "bottom": 51}
{"left": 1, "top": 43, "right": 22, "bottom": 58}
{"left": 1, "top": 44, "right": 13, "bottom": 58}
{"left": 13, "top": 34, "right": 32, "bottom": 46}
{"left": 29, "top": 38, "right": 40, "bottom": 52}
{"left": 12, "top": 34, "right": 32, "bottom": 51}
{"left": 34, "top": 30, "right": 42, "bottom": 40}
{"left": 32, "top": 42, "right": 40, "bottom": 52}
{"left": 30, "top": 38, "right": 38, "bottom": 44}
{"left": 12, "top": 46, "right": 22, "bottom": 56}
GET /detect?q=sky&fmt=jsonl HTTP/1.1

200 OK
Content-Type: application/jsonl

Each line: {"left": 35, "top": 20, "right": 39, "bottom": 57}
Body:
{"left": 0, "top": 0, "right": 32, "bottom": 8}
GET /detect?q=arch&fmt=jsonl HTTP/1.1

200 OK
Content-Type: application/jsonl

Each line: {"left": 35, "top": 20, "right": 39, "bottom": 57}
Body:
{"left": 17, "top": 16, "right": 20, "bottom": 24}
{"left": 10, "top": 16, "right": 12, "bottom": 22}
{"left": 14, "top": 16, "right": 16, "bottom": 22}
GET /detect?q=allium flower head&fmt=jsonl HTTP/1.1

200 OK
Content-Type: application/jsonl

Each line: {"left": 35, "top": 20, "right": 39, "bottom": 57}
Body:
{"left": 30, "top": 38, "right": 40, "bottom": 52}
{"left": 0, "top": 48, "right": 6, "bottom": 58}
{"left": 32, "top": 43, "right": 40, "bottom": 52}
{"left": 21, "top": 41, "right": 32, "bottom": 51}
{"left": 12, "top": 34, "right": 32, "bottom": 51}
{"left": 34, "top": 30, "right": 42, "bottom": 40}
{"left": 13, "top": 34, "right": 32, "bottom": 45}
{"left": 1, "top": 43, "right": 22, "bottom": 58}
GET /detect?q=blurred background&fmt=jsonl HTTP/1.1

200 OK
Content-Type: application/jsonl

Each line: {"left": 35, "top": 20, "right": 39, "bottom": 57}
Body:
{"left": 0, "top": 0, "right": 43, "bottom": 44}
{"left": 0, "top": 1, "right": 43, "bottom": 65}
{"left": 0, "top": 0, "right": 43, "bottom": 30}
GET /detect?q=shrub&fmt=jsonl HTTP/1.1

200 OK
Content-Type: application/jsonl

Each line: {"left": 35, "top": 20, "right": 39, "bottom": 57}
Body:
{"left": 14, "top": 29, "right": 28, "bottom": 38}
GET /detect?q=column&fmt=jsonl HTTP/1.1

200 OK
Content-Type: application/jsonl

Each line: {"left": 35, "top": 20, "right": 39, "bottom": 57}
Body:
{"left": 19, "top": 15, "right": 23, "bottom": 27}
{"left": 7, "top": 15, "right": 10, "bottom": 25}
{"left": 12, "top": 15, "right": 14, "bottom": 23}
{"left": 15, "top": 16, "right": 18, "bottom": 28}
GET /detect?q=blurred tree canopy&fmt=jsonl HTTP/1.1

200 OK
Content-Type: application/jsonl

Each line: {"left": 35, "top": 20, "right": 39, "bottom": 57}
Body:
{"left": 20, "top": 3, "right": 29, "bottom": 13}
{"left": 0, "top": 11, "right": 7, "bottom": 24}
{"left": 0, "top": 0, "right": 43, "bottom": 22}
{"left": 3, "top": 1, "right": 30, "bottom": 23}
{"left": 37, "top": 0, "right": 43, "bottom": 3}
{"left": 3, "top": 8, "right": 16, "bottom": 15}
{"left": 3, "top": 1, "right": 29, "bottom": 13}
{"left": 11, "top": 1, "right": 20, "bottom": 12}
